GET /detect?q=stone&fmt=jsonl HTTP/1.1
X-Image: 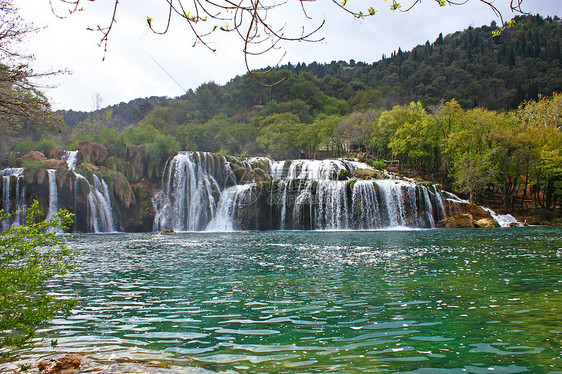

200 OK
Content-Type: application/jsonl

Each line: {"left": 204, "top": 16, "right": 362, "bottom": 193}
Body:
{"left": 474, "top": 218, "right": 497, "bottom": 228}
{"left": 353, "top": 168, "right": 384, "bottom": 180}
{"left": 37, "top": 354, "right": 82, "bottom": 374}
{"left": 437, "top": 214, "right": 475, "bottom": 228}
{"left": 77, "top": 141, "right": 109, "bottom": 165}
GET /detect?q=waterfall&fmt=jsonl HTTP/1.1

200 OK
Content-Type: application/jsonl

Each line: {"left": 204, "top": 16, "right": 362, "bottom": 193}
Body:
{"left": 88, "top": 175, "right": 116, "bottom": 233}
{"left": 63, "top": 150, "right": 78, "bottom": 170}
{"left": 1, "top": 168, "right": 25, "bottom": 228}
{"left": 151, "top": 154, "right": 457, "bottom": 231}
{"left": 47, "top": 169, "right": 58, "bottom": 220}
{"left": 420, "top": 186, "right": 435, "bottom": 228}
{"left": 207, "top": 184, "right": 255, "bottom": 231}
{"left": 269, "top": 159, "right": 369, "bottom": 180}
{"left": 352, "top": 181, "right": 382, "bottom": 229}
{"left": 375, "top": 180, "right": 407, "bottom": 227}
{"left": 74, "top": 172, "right": 116, "bottom": 233}
{"left": 153, "top": 152, "right": 235, "bottom": 232}
{"left": 432, "top": 185, "right": 447, "bottom": 221}
{"left": 314, "top": 180, "right": 349, "bottom": 230}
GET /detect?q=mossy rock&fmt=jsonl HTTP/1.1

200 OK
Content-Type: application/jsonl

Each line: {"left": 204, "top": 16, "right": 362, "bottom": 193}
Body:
{"left": 353, "top": 168, "right": 384, "bottom": 180}
{"left": 338, "top": 169, "right": 352, "bottom": 180}
{"left": 253, "top": 167, "right": 272, "bottom": 182}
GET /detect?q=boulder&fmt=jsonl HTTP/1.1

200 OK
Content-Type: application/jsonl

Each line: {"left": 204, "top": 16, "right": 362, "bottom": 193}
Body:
{"left": 77, "top": 141, "right": 108, "bottom": 165}
{"left": 437, "top": 214, "right": 475, "bottom": 228}
{"left": 17, "top": 151, "right": 67, "bottom": 169}
{"left": 474, "top": 217, "right": 498, "bottom": 228}
{"left": 353, "top": 168, "right": 384, "bottom": 180}
{"left": 37, "top": 354, "right": 82, "bottom": 374}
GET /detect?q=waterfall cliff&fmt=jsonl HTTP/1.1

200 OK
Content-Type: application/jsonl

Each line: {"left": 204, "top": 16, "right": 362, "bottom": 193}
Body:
{"left": 1, "top": 146, "right": 504, "bottom": 232}
{"left": 152, "top": 154, "right": 454, "bottom": 231}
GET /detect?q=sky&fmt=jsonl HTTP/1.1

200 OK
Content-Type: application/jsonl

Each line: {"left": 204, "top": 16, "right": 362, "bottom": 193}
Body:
{"left": 12, "top": 0, "right": 562, "bottom": 112}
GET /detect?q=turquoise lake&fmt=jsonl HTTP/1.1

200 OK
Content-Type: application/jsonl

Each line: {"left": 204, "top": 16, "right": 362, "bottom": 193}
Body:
{"left": 26, "top": 228, "right": 562, "bottom": 372}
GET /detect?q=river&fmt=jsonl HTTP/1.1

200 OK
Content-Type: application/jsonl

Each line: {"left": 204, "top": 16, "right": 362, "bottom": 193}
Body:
{"left": 13, "top": 227, "right": 562, "bottom": 372}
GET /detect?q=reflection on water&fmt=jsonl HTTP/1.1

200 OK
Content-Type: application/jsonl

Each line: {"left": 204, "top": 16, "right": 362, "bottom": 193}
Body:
{"left": 12, "top": 228, "right": 562, "bottom": 372}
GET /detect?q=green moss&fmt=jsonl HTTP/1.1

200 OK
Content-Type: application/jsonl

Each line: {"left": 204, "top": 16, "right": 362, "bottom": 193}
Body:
{"left": 338, "top": 169, "right": 352, "bottom": 180}
{"left": 21, "top": 158, "right": 48, "bottom": 172}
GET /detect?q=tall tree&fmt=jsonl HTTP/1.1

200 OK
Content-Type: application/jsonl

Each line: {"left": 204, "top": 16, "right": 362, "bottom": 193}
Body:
{"left": 0, "top": 0, "right": 63, "bottom": 162}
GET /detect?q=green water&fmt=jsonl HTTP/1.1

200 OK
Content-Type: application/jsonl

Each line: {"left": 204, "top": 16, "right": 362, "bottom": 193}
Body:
{"left": 32, "top": 228, "right": 562, "bottom": 372}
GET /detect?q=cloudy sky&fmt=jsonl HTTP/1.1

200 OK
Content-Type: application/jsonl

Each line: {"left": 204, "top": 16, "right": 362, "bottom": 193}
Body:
{"left": 12, "top": 0, "right": 561, "bottom": 112}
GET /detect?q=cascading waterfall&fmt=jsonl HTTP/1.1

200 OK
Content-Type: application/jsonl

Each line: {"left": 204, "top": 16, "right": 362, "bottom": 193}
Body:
{"left": 315, "top": 180, "right": 350, "bottom": 230}
{"left": 1, "top": 168, "right": 25, "bottom": 228}
{"left": 63, "top": 150, "right": 78, "bottom": 170}
{"left": 65, "top": 150, "right": 116, "bottom": 233}
{"left": 74, "top": 172, "right": 117, "bottom": 233}
{"left": 85, "top": 174, "right": 116, "bottom": 233}
{"left": 47, "top": 169, "right": 58, "bottom": 220}
{"left": 153, "top": 152, "right": 236, "bottom": 232}
{"left": 207, "top": 184, "right": 255, "bottom": 231}
{"left": 63, "top": 150, "right": 118, "bottom": 232}
{"left": 164, "top": 156, "right": 450, "bottom": 231}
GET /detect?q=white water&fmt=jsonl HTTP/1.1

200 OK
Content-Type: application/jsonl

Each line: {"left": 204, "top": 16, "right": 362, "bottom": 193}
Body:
{"left": 153, "top": 152, "right": 233, "bottom": 232}
{"left": 63, "top": 150, "right": 78, "bottom": 170}
{"left": 74, "top": 172, "right": 116, "bottom": 233}
{"left": 153, "top": 156, "right": 456, "bottom": 231}
{"left": 269, "top": 159, "right": 370, "bottom": 180}
{"left": 47, "top": 169, "right": 58, "bottom": 220}
{"left": 482, "top": 207, "right": 523, "bottom": 227}
{"left": 1, "top": 168, "right": 25, "bottom": 228}
{"left": 207, "top": 184, "right": 255, "bottom": 231}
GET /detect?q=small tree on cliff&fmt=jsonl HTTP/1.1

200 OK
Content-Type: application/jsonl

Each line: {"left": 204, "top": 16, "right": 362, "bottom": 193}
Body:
{"left": 0, "top": 201, "right": 76, "bottom": 358}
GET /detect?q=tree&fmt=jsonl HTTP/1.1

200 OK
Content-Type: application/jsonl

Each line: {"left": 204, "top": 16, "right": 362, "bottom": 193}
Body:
{"left": 516, "top": 93, "right": 562, "bottom": 209}
{"left": 256, "top": 112, "right": 303, "bottom": 158}
{"left": 388, "top": 101, "right": 441, "bottom": 172}
{"left": 0, "top": 201, "right": 75, "bottom": 357}
{"left": 0, "top": 0, "right": 62, "bottom": 127}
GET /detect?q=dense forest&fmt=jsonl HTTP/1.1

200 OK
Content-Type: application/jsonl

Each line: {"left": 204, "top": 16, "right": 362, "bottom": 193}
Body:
{"left": 3, "top": 14, "right": 561, "bottom": 212}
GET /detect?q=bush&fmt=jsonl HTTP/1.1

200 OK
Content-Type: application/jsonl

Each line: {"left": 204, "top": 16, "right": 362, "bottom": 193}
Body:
{"left": 372, "top": 160, "right": 386, "bottom": 170}
{"left": 0, "top": 201, "right": 76, "bottom": 358}
{"left": 14, "top": 137, "right": 58, "bottom": 154}
{"left": 146, "top": 135, "right": 180, "bottom": 163}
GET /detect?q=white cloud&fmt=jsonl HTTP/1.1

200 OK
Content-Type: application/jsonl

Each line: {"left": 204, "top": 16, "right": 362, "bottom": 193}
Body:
{"left": 11, "top": 0, "right": 562, "bottom": 111}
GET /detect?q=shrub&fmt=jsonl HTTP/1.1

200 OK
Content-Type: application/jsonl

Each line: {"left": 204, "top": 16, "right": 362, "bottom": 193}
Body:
{"left": 0, "top": 201, "right": 76, "bottom": 358}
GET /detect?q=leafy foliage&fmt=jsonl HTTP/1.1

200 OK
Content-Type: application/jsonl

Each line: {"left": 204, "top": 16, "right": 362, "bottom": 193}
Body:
{"left": 0, "top": 201, "right": 76, "bottom": 357}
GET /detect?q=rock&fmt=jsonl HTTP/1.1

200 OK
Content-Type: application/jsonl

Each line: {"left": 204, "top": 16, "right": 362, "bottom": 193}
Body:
{"left": 160, "top": 230, "right": 177, "bottom": 235}
{"left": 19, "top": 150, "right": 48, "bottom": 162}
{"left": 77, "top": 141, "right": 108, "bottom": 165}
{"left": 17, "top": 151, "right": 67, "bottom": 169}
{"left": 437, "top": 214, "right": 475, "bottom": 228}
{"left": 353, "top": 168, "right": 384, "bottom": 180}
{"left": 461, "top": 203, "right": 493, "bottom": 220}
{"left": 338, "top": 169, "right": 352, "bottom": 180}
{"left": 475, "top": 218, "right": 497, "bottom": 228}
{"left": 37, "top": 354, "right": 82, "bottom": 374}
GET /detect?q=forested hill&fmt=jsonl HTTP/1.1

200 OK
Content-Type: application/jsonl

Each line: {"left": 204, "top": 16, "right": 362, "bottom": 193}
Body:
{"left": 61, "top": 14, "right": 562, "bottom": 129}
{"left": 279, "top": 14, "right": 562, "bottom": 110}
